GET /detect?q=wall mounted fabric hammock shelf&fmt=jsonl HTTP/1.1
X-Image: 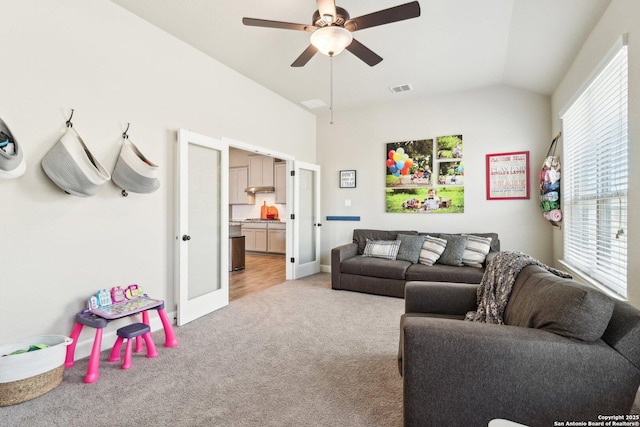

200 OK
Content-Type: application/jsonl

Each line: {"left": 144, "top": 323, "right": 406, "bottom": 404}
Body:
{"left": 111, "top": 137, "right": 160, "bottom": 196}
{"left": 540, "top": 133, "right": 562, "bottom": 226}
{"left": 42, "top": 124, "right": 111, "bottom": 197}
{"left": 0, "top": 116, "right": 26, "bottom": 179}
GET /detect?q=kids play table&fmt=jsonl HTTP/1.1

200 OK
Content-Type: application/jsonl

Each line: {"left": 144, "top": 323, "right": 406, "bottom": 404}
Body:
{"left": 64, "top": 296, "right": 178, "bottom": 383}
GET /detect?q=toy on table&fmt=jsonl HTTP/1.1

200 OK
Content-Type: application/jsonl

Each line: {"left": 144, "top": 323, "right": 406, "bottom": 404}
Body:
{"left": 124, "top": 284, "right": 142, "bottom": 300}
{"left": 88, "top": 289, "right": 112, "bottom": 309}
{"left": 87, "top": 284, "right": 145, "bottom": 310}
{"left": 86, "top": 284, "right": 157, "bottom": 320}
{"left": 111, "top": 286, "right": 126, "bottom": 303}
{"left": 90, "top": 296, "right": 161, "bottom": 320}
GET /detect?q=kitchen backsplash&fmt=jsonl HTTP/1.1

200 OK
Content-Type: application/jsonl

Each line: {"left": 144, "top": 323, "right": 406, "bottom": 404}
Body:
{"left": 230, "top": 193, "right": 286, "bottom": 221}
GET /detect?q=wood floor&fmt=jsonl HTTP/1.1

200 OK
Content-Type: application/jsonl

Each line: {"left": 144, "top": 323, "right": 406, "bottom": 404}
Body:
{"left": 229, "top": 253, "right": 286, "bottom": 301}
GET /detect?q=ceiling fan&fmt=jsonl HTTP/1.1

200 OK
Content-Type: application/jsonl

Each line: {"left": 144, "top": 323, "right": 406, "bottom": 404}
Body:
{"left": 242, "top": 0, "right": 421, "bottom": 67}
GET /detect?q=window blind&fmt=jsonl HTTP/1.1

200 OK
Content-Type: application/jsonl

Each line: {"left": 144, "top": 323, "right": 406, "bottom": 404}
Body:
{"left": 561, "top": 42, "right": 628, "bottom": 298}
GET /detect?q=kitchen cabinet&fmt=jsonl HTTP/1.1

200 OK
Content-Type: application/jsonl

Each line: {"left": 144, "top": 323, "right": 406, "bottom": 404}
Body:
{"left": 248, "top": 155, "right": 274, "bottom": 188}
{"left": 267, "top": 223, "right": 286, "bottom": 254}
{"left": 275, "top": 162, "right": 286, "bottom": 204}
{"left": 242, "top": 223, "right": 267, "bottom": 252}
{"left": 229, "top": 166, "right": 254, "bottom": 205}
{"left": 241, "top": 222, "right": 285, "bottom": 253}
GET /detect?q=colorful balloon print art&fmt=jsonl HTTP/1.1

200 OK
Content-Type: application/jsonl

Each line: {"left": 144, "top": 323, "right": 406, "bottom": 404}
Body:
{"left": 385, "top": 136, "right": 465, "bottom": 213}
{"left": 540, "top": 133, "right": 563, "bottom": 226}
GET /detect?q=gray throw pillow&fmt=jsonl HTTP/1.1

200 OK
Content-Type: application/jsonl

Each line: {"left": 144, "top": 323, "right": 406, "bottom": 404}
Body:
{"left": 504, "top": 265, "right": 614, "bottom": 342}
{"left": 396, "top": 234, "right": 427, "bottom": 264}
{"left": 436, "top": 234, "right": 468, "bottom": 266}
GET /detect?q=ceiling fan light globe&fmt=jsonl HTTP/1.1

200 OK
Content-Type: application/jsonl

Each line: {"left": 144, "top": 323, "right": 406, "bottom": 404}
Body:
{"left": 310, "top": 26, "right": 352, "bottom": 57}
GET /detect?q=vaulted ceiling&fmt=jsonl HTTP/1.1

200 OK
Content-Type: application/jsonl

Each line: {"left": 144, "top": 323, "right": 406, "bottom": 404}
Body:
{"left": 110, "top": 0, "right": 611, "bottom": 114}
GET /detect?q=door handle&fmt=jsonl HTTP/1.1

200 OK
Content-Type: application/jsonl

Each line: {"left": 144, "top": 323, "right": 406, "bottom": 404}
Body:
{"left": 182, "top": 235, "right": 191, "bottom": 241}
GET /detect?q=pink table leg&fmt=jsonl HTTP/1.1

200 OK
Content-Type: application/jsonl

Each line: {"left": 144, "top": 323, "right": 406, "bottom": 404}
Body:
{"left": 84, "top": 328, "right": 103, "bottom": 384}
{"left": 65, "top": 322, "right": 84, "bottom": 368}
{"left": 157, "top": 308, "right": 178, "bottom": 347}
{"left": 136, "top": 311, "right": 151, "bottom": 353}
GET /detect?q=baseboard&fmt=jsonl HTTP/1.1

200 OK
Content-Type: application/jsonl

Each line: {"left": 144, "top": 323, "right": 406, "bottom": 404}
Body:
{"left": 320, "top": 264, "right": 331, "bottom": 273}
{"left": 71, "top": 311, "right": 177, "bottom": 362}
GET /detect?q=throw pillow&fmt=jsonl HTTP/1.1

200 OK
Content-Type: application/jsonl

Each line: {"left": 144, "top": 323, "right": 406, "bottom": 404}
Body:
{"left": 362, "top": 239, "right": 401, "bottom": 260}
{"left": 462, "top": 234, "right": 493, "bottom": 268}
{"left": 419, "top": 235, "right": 448, "bottom": 266}
{"left": 504, "top": 264, "right": 614, "bottom": 342}
{"left": 436, "top": 234, "right": 468, "bottom": 266}
{"left": 396, "top": 234, "right": 427, "bottom": 263}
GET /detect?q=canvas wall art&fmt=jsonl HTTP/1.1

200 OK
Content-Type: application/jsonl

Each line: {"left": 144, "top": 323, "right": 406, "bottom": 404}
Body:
{"left": 385, "top": 136, "right": 464, "bottom": 213}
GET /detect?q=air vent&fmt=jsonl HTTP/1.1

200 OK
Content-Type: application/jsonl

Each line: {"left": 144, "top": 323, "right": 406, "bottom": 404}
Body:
{"left": 389, "top": 84, "right": 413, "bottom": 93}
{"left": 301, "top": 99, "right": 327, "bottom": 109}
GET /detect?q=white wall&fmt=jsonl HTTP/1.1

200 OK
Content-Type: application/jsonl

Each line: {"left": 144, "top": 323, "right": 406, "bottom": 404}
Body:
{"left": 317, "top": 85, "right": 552, "bottom": 267}
{"left": 0, "top": 0, "right": 315, "bottom": 346}
{"left": 551, "top": 0, "right": 640, "bottom": 307}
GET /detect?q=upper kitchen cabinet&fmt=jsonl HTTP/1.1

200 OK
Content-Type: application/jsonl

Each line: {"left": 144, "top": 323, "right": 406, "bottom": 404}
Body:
{"left": 229, "top": 166, "right": 255, "bottom": 205}
{"left": 275, "top": 162, "right": 286, "bottom": 204}
{"left": 248, "top": 155, "right": 274, "bottom": 188}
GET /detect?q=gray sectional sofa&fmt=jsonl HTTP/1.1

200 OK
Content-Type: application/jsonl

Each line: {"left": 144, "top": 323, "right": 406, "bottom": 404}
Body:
{"left": 331, "top": 229, "right": 500, "bottom": 298}
{"left": 399, "top": 264, "right": 640, "bottom": 426}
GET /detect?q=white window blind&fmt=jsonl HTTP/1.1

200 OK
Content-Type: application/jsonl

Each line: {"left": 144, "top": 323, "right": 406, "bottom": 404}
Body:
{"left": 561, "top": 41, "right": 628, "bottom": 298}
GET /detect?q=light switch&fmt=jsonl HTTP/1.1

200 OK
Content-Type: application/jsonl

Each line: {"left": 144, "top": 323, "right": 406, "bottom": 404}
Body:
{"left": 345, "top": 199, "right": 351, "bottom": 207}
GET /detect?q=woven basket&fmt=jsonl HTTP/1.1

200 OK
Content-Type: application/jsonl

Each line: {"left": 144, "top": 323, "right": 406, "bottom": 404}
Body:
{"left": 0, "top": 365, "right": 64, "bottom": 406}
{"left": 0, "top": 335, "right": 72, "bottom": 406}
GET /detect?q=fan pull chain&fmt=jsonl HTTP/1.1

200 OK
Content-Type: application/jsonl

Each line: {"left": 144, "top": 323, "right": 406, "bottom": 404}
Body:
{"left": 329, "top": 55, "right": 334, "bottom": 125}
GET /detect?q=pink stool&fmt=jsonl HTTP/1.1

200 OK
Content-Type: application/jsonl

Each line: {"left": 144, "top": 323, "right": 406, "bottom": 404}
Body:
{"left": 108, "top": 323, "right": 158, "bottom": 370}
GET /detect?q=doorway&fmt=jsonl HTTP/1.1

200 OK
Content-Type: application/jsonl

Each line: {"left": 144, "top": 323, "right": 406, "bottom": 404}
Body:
{"left": 228, "top": 146, "right": 287, "bottom": 299}
{"left": 223, "top": 137, "right": 322, "bottom": 299}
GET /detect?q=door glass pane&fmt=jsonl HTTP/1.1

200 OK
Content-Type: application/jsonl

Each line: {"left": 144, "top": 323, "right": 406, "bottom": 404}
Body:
{"left": 188, "top": 144, "right": 221, "bottom": 299}
{"left": 299, "top": 168, "right": 316, "bottom": 264}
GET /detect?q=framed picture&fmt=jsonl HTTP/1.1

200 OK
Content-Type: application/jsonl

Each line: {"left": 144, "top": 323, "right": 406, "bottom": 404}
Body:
{"left": 385, "top": 139, "right": 465, "bottom": 214}
{"left": 486, "top": 151, "right": 530, "bottom": 200}
{"left": 340, "top": 170, "right": 356, "bottom": 188}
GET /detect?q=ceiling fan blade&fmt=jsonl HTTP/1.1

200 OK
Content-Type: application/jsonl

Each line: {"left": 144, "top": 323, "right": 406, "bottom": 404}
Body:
{"left": 291, "top": 45, "right": 319, "bottom": 67}
{"left": 344, "top": 1, "right": 421, "bottom": 32}
{"left": 317, "top": 0, "right": 337, "bottom": 23}
{"left": 346, "top": 38, "right": 383, "bottom": 67}
{"left": 243, "top": 17, "right": 315, "bottom": 32}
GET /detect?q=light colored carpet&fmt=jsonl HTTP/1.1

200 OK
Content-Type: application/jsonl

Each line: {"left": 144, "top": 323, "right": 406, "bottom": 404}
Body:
{"left": 2, "top": 273, "right": 406, "bottom": 427}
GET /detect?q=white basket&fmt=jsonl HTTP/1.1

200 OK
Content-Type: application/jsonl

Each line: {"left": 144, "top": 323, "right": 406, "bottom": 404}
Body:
{"left": 0, "top": 335, "right": 73, "bottom": 383}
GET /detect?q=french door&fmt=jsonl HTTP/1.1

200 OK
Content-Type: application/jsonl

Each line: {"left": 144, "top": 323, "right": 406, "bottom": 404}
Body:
{"left": 293, "top": 161, "right": 321, "bottom": 279}
{"left": 176, "top": 129, "right": 229, "bottom": 326}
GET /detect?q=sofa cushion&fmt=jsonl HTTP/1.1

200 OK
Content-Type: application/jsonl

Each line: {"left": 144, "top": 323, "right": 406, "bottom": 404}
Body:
{"left": 353, "top": 229, "right": 418, "bottom": 254}
{"left": 469, "top": 233, "right": 500, "bottom": 252}
{"left": 341, "top": 256, "right": 411, "bottom": 280}
{"left": 406, "top": 264, "right": 485, "bottom": 284}
{"left": 436, "top": 234, "right": 468, "bottom": 266}
{"left": 418, "top": 235, "right": 447, "bottom": 266}
{"left": 462, "top": 234, "right": 492, "bottom": 268}
{"left": 362, "top": 239, "right": 401, "bottom": 260}
{"left": 504, "top": 264, "right": 615, "bottom": 342}
{"left": 397, "top": 234, "right": 427, "bottom": 263}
